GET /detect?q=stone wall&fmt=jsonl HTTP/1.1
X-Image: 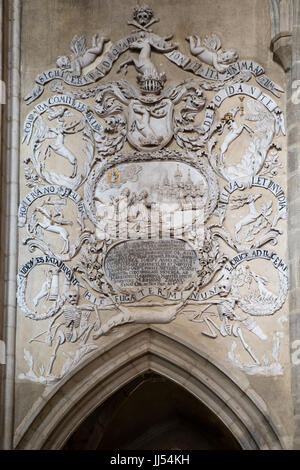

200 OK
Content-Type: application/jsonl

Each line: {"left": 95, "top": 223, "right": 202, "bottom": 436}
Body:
{"left": 1, "top": 0, "right": 296, "bottom": 449}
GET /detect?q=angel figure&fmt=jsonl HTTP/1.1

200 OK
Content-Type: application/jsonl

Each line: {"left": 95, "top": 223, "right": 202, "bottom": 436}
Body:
{"left": 56, "top": 34, "right": 109, "bottom": 77}
{"left": 186, "top": 34, "right": 238, "bottom": 73}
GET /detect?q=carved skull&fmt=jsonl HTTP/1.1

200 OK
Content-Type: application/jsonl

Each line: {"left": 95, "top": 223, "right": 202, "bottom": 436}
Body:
{"left": 66, "top": 289, "right": 79, "bottom": 305}
{"left": 217, "top": 278, "right": 232, "bottom": 297}
{"left": 133, "top": 6, "right": 153, "bottom": 26}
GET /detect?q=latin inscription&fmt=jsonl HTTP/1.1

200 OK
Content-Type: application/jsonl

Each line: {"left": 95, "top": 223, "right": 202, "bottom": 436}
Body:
{"left": 104, "top": 239, "right": 199, "bottom": 288}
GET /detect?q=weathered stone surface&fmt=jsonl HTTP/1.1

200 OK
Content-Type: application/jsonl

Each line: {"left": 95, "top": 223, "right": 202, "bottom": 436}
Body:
{"left": 2, "top": 0, "right": 293, "bottom": 453}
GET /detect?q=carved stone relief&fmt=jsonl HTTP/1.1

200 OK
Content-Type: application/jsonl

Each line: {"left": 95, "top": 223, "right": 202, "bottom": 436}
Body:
{"left": 18, "top": 4, "right": 287, "bottom": 384}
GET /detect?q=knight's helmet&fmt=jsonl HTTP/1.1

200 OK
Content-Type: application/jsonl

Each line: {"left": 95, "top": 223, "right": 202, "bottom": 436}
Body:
{"left": 137, "top": 70, "right": 166, "bottom": 94}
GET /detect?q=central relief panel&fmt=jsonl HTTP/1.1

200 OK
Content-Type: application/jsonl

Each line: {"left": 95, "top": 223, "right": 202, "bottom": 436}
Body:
{"left": 17, "top": 4, "right": 288, "bottom": 385}
{"left": 91, "top": 158, "right": 210, "bottom": 289}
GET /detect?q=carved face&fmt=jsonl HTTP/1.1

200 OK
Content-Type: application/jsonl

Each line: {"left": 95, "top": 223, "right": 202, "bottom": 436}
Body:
{"left": 217, "top": 279, "right": 232, "bottom": 297}
{"left": 121, "top": 187, "right": 130, "bottom": 198}
{"left": 56, "top": 55, "right": 71, "bottom": 69}
{"left": 133, "top": 7, "right": 153, "bottom": 26}
{"left": 138, "top": 190, "right": 148, "bottom": 200}
{"left": 218, "top": 49, "right": 238, "bottom": 65}
{"left": 66, "top": 290, "right": 78, "bottom": 305}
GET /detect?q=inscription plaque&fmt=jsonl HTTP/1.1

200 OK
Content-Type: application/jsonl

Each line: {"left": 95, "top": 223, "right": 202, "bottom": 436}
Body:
{"left": 104, "top": 239, "right": 199, "bottom": 288}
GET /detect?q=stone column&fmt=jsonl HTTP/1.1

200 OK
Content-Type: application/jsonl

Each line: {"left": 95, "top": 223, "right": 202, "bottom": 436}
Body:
{"left": 0, "top": 0, "right": 6, "bottom": 449}
{"left": 288, "top": 0, "right": 300, "bottom": 450}
{"left": 271, "top": 0, "right": 300, "bottom": 450}
{"left": 0, "top": 0, "right": 21, "bottom": 450}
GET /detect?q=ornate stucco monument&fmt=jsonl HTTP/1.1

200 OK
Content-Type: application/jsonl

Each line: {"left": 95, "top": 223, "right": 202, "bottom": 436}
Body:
{"left": 17, "top": 3, "right": 287, "bottom": 386}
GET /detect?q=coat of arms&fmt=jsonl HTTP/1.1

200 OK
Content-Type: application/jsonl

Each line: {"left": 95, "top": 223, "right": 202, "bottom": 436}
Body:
{"left": 18, "top": 3, "right": 288, "bottom": 383}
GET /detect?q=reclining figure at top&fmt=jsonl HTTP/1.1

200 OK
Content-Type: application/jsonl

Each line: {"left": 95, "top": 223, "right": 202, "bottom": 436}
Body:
{"left": 186, "top": 33, "right": 238, "bottom": 73}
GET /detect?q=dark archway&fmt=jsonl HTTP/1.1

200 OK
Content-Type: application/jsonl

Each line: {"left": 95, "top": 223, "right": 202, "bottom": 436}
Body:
{"left": 14, "top": 328, "right": 285, "bottom": 449}
{"left": 64, "top": 372, "right": 241, "bottom": 450}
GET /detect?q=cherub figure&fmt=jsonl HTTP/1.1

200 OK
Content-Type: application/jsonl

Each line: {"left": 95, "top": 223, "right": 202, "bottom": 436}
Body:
{"left": 186, "top": 34, "right": 238, "bottom": 73}
{"left": 56, "top": 34, "right": 109, "bottom": 77}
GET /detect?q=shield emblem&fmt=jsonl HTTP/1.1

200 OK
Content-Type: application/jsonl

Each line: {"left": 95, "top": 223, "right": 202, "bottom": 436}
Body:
{"left": 127, "top": 98, "right": 173, "bottom": 151}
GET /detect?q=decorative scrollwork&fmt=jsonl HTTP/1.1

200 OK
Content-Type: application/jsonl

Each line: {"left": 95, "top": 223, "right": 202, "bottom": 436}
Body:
{"left": 18, "top": 4, "right": 288, "bottom": 382}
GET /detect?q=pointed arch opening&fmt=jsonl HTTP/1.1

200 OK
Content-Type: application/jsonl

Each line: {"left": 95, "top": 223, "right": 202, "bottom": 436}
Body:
{"left": 63, "top": 371, "right": 242, "bottom": 450}
{"left": 14, "top": 327, "right": 284, "bottom": 450}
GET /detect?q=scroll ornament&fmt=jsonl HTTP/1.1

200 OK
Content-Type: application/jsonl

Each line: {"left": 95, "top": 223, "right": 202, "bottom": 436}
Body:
{"left": 18, "top": 5, "right": 288, "bottom": 383}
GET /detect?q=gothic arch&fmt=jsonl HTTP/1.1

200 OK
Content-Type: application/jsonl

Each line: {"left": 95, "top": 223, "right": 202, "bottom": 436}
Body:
{"left": 14, "top": 327, "right": 285, "bottom": 450}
